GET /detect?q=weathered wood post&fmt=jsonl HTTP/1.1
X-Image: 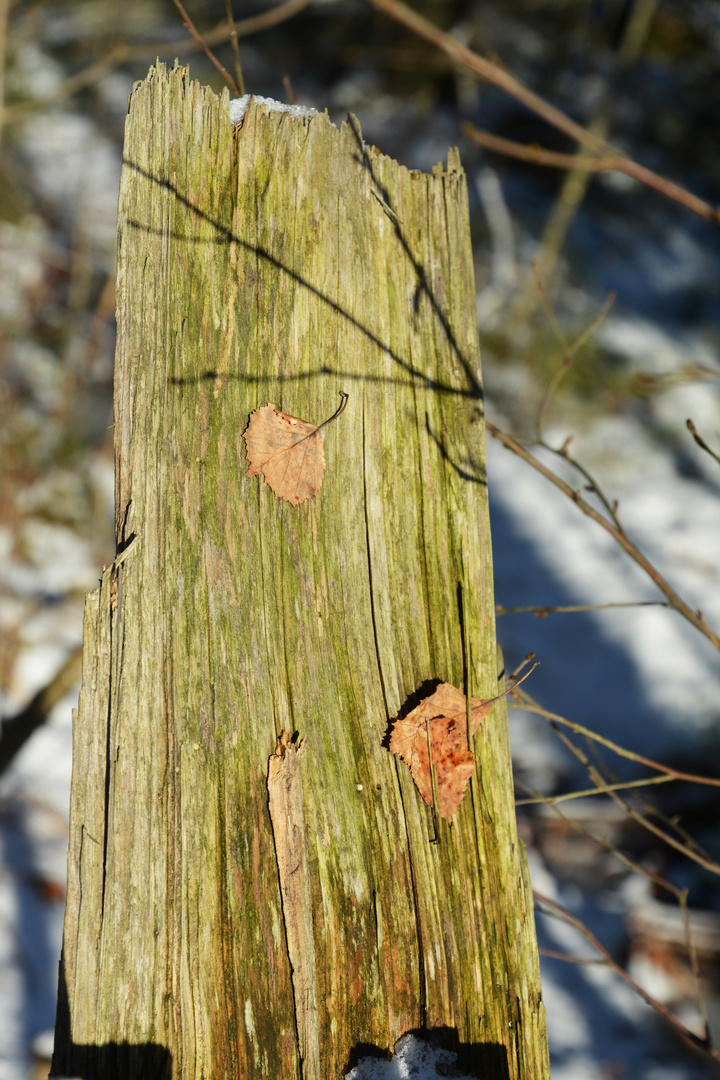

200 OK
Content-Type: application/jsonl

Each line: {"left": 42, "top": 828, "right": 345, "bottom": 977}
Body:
{"left": 52, "top": 63, "right": 549, "bottom": 1080}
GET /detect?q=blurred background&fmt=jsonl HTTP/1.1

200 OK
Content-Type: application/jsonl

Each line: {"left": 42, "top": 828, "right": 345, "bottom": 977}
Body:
{"left": 1, "top": 1, "right": 719, "bottom": 1077}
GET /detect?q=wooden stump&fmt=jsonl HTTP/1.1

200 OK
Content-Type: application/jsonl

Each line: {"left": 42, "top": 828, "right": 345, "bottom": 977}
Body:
{"left": 52, "top": 63, "right": 549, "bottom": 1080}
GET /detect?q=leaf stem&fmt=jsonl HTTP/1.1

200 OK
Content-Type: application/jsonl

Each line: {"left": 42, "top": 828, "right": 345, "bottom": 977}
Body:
{"left": 315, "top": 390, "right": 349, "bottom": 434}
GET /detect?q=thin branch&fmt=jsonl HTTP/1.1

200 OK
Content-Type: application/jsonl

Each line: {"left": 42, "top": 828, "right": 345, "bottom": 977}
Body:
{"left": 192, "top": 0, "right": 311, "bottom": 49}
{"left": 282, "top": 73, "right": 298, "bottom": 105}
{"left": 513, "top": 688, "right": 720, "bottom": 789}
{"left": 509, "top": 653, "right": 537, "bottom": 680}
{"left": 515, "top": 776, "right": 688, "bottom": 903}
{"left": 553, "top": 440, "right": 627, "bottom": 535}
{"left": 581, "top": 733, "right": 713, "bottom": 863}
{"left": 514, "top": 691, "right": 720, "bottom": 870}
{"left": 530, "top": 275, "right": 626, "bottom": 530}
{"left": 534, "top": 890, "right": 717, "bottom": 1059}
{"left": 0, "top": 647, "right": 83, "bottom": 775}
{"left": 496, "top": 600, "right": 670, "bottom": 616}
{"left": 591, "top": 774, "right": 720, "bottom": 877}
{"left": 538, "top": 947, "right": 606, "bottom": 966}
{"left": 170, "top": 0, "right": 240, "bottom": 96}
{"left": 224, "top": 0, "right": 246, "bottom": 97}
{"left": 126, "top": 0, "right": 311, "bottom": 61}
{"left": 680, "top": 886, "right": 710, "bottom": 1037}
{"left": 687, "top": 419, "right": 720, "bottom": 469}
{"left": 486, "top": 421, "right": 720, "bottom": 651}
{"left": 633, "top": 366, "right": 720, "bottom": 394}
{"left": 463, "top": 124, "right": 619, "bottom": 172}
{"left": 516, "top": 773, "right": 675, "bottom": 806}
{"left": 368, "top": 0, "right": 720, "bottom": 224}
{"left": 1, "top": 46, "right": 129, "bottom": 125}
{"left": 557, "top": 296, "right": 617, "bottom": 361}
{"left": 522, "top": 693, "right": 720, "bottom": 876}
{"left": 582, "top": 730, "right": 716, "bottom": 864}
{"left": 534, "top": 281, "right": 616, "bottom": 441}
{"left": 535, "top": 267, "right": 614, "bottom": 359}
{"left": 1, "top": 0, "right": 311, "bottom": 129}
{"left": 516, "top": 754, "right": 711, "bottom": 1026}
{"left": 533, "top": 260, "right": 568, "bottom": 351}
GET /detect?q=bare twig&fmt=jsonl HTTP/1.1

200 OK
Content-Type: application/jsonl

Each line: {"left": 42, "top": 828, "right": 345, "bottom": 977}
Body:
{"left": 512, "top": 0, "right": 657, "bottom": 313}
{"left": 1, "top": 0, "right": 311, "bottom": 129}
{"left": 486, "top": 422, "right": 720, "bottom": 651}
{"left": 534, "top": 890, "right": 717, "bottom": 1058}
{"left": 1, "top": 46, "right": 129, "bottom": 126}
{"left": 192, "top": 0, "right": 311, "bottom": 48}
{"left": 520, "top": 692, "right": 720, "bottom": 876}
{"left": 680, "top": 887, "right": 710, "bottom": 1037}
{"left": 515, "top": 776, "right": 687, "bottom": 901}
{"left": 496, "top": 600, "right": 670, "bottom": 616}
{"left": 509, "top": 653, "right": 537, "bottom": 681}
{"left": 592, "top": 770, "right": 720, "bottom": 876}
{"left": 122, "top": 0, "right": 311, "bottom": 61}
{"left": 170, "top": 0, "right": 240, "bottom": 95}
{"left": 517, "top": 773, "right": 712, "bottom": 1026}
{"left": 538, "top": 947, "right": 605, "bottom": 966}
{"left": 463, "top": 125, "right": 620, "bottom": 172}
{"left": 282, "top": 73, "right": 298, "bottom": 105}
{"left": 0, "top": 647, "right": 83, "bottom": 775}
{"left": 224, "top": 0, "right": 246, "bottom": 97}
{"left": 552, "top": 439, "right": 627, "bottom": 535}
{"left": 582, "top": 734, "right": 713, "bottom": 864}
{"left": 633, "top": 366, "right": 720, "bottom": 394}
{"left": 687, "top": 419, "right": 720, "bottom": 469}
{"left": 516, "top": 774, "right": 675, "bottom": 806}
{"left": 534, "top": 278, "right": 616, "bottom": 441}
{"left": 368, "top": 0, "right": 720, "bottom": 224}
{"left": 513, "top": 688, "right": 720, "bottom": 789}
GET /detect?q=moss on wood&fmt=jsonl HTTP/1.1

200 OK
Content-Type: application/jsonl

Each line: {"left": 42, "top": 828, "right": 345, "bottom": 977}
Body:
{"left": 54, "top": 63, "right": 549, "bottom": 1080}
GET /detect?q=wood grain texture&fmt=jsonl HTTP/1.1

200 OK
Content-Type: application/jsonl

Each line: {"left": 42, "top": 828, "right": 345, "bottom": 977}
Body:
{"left": 53, "top": 63, "right": 549, "bottom": 1080}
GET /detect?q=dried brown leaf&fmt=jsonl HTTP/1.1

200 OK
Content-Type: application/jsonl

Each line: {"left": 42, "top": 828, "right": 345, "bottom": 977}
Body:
{"left": 243, "top": 402, "right": 326, "bottom": 506}
{"left": 389, "top": 682, "right": 496, "bottom": 819}
{"left": 242, "top": 393, "right": 348, "bottom": 507}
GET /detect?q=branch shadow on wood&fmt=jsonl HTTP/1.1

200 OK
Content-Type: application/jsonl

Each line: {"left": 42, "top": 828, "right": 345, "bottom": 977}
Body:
{"left": 52, "top": 960, "right": 172, "bottom": 1080}
{"left": 426, "top": 411, "right": 487, "bottom": 486}
{"left": 122, "top": 158, "right": 484, "bottom": 408}
{"left": 343, "top": 1028, "right": 510, "bottom": 1079}
{"left": 345, "top": 113, "right": 483, "bottom": 404}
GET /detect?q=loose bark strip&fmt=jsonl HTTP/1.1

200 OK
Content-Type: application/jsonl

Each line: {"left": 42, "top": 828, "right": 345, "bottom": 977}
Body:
{"left": 267, "top": 733, "right": 320, "bottom": 1076}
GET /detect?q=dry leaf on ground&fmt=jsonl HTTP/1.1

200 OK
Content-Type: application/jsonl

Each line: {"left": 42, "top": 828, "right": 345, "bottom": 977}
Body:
{"left": 242, "top": 393, "right": 347, "bottom": 507}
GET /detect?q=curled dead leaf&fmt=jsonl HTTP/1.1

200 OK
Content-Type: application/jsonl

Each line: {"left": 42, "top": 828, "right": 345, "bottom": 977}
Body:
{"left": 389, "top": 672, "right": 534, "bottom": 819}
{"left": 389, "top": 683, "right": 491, "bottom": 819}
{"left": 242, "top": 392, "right": 347, "bottom": 507}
